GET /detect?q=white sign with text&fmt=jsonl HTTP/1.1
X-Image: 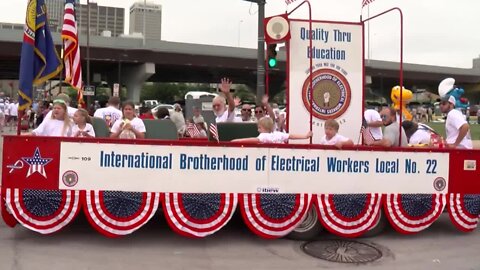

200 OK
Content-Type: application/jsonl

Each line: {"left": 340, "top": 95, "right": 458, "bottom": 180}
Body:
{"left": 59, "top": 142, "right": 449, "bottom": 194}
{"left": 288, "top": 20, "right": 363, "bottom": 144}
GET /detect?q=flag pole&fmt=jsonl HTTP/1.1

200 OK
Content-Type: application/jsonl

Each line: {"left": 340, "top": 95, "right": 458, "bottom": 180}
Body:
{"left": 59, "top": 48, "right": 64, "bottom": 94}
{"left": 86, "top": 0, "right": 91, "bottom": 108}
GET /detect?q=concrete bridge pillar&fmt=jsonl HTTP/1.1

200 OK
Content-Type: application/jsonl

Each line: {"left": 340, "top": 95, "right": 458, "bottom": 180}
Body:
{"left": 122, "top": 63, "right": 155, "bottom": 103}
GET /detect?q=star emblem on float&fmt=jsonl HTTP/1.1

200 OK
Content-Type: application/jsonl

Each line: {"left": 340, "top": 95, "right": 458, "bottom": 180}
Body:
{"left": 21, "top": 148, "right": 53, "bottom": 179}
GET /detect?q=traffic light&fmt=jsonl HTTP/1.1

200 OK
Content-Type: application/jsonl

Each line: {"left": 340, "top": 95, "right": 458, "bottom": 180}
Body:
{"left": 267, "top": 43, "right": 278, "bottom": 68}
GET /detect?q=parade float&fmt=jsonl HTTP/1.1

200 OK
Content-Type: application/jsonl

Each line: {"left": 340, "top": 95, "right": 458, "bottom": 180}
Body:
{"left": 1, "top": 1, "right": 479, "bottom": 239}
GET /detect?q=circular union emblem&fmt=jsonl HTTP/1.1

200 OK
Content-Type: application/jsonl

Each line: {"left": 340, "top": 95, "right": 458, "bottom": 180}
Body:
{"left": 62, "top": 170, "right": 79, "bottom": 187}
{"left": 301, "top": 69, "right": 351, "bottom": 120}
{"left": 24, "top": 0, "right": 37, "bottom": 41}
{"left": 433, "top": 177, "right": 446, "bottom": 192}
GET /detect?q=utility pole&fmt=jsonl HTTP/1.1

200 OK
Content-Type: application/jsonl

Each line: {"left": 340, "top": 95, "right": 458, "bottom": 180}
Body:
{"left": 242, "top": 0, "right": 266, "bottom": 100}
{"left": 143, "top": 0, "right": 146, "bottom": 46}
{"left": 256, "top": 0, "right": 265, "bottom": 100}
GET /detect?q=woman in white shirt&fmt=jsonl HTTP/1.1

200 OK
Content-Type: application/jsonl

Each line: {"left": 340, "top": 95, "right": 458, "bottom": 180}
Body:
{"left": 110, "top": 101, "right": 146, "bottom": 139}
{"left": 32, "top": 99, "right": 73, "bottom": 137}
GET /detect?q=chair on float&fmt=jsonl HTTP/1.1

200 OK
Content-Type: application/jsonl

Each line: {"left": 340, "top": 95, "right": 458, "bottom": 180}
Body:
{"left": 143, "top": 119, "right": 179, "bottom": 140}
{"left": 91, "top": 117, "right": 110, "bottom": 138}
{"left": 215, "top": 122, "right": 259, "bottom": 142}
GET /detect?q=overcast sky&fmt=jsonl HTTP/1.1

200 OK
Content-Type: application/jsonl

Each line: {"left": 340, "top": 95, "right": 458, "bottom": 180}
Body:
{"left": 0, "top": 0, "right": 479, "bottom": 68}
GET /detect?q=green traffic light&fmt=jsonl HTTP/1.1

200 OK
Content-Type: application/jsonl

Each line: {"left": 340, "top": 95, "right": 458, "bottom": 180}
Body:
{"left": 268, "top": 58, "right": 277, "bottom": 68}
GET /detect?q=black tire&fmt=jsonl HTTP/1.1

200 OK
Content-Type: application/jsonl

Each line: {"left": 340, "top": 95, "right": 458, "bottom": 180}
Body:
{"left": 287, "top": 205, "right": 322, "bottom": 240}
{"left": 360, "top": 210, "right": 388, "bottom": 238}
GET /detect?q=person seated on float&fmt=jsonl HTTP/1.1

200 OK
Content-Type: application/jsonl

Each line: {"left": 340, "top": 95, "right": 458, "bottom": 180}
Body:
{"left": 94, "top": 96, "right": 123, "bottom": 128}
{"left": 368, "top": 107, "right": 408, "bottom": 147}
{"left": 212, "top": 78, "right": 236, "bottom": 123}
{"left": 45, "top": 93, "right": 78, "bottom": 118}
{"left": 401, "top": 120, "right": 432, "bottom": 146}
{"left": 31, "top": 99, "right": 73, "bottom": 137}
{"left": 319, "top": 119, "right": 353, "bottom": 149}
{"left": 72, "top": 108, "right": 95, "bottom": 138}
{"left": 195, "top": 121, "right": 208, "bottom": 138}
{"left": 231, "top": 116, "right": 312, "bottom": 144}
{"left": 439, "top": 96, "right": 473, "bottom": 149}
{"left": 240, "top": 103, "right": 254, "bottom": 122}
{"left": 363, "top": 108, "right": 383, "bottom": 145}
{"left": 253, "top": 95, "right": 276, "bottom": 123}
{"left": 155, "top": 107, "right": 170, "bottom": 120}
{"left": 138, "top": 105, "right": 155, "bottom": 120}
{"left": 170, "top": 103, "right": 186, "bottom": 137}
{"left": 110, "top": 101, "right": 146, "bottom": 139}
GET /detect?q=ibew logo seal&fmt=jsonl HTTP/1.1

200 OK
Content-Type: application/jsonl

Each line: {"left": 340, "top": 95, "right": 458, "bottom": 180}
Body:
{"left": 301, "top": 69, "right": 351, "bottom": 120}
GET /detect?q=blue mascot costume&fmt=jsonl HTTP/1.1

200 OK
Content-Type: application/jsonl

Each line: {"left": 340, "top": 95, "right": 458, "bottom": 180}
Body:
{"left": 438, "top": 78, "right": 469, "bottom": 110}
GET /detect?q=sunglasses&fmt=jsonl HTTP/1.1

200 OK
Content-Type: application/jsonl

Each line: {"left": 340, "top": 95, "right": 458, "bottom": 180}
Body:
{"left": 255, "top": 110, "right": 264, "bottom": 113}
{"left": 241, "top": 108, "right": 250, "bottom": 111}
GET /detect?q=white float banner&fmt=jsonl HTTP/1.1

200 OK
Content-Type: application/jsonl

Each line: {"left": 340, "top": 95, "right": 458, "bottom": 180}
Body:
{"left": 288, "top": 20, "right": 363, "bottom": 144}
{"left": 59, "top": 142, "right": 449, "bottom": 194}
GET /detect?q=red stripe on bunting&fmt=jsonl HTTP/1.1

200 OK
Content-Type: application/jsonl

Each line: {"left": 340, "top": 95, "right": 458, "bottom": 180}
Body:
{"left": 5, "top": 189, "right": 80, "bottom": 234}
{"left": 448, "top": 193, "right": 480, "bottom": 232}
{"left": 239, "top": 193, "right": 312, "bottom": 239}
{"left": 384, "top": 194, "right": 446, "bottom": 234}
{"left": 162, "top": 193, "right": 237, "bottom": 238}
{"left": 1, "top": 187, "right": 17, "bottom": 227}
{"left": 316, "top": 194, "right": 382, "bottom": 237}
{"left": 82, "top": 191, "right": 160, "bottom": 238}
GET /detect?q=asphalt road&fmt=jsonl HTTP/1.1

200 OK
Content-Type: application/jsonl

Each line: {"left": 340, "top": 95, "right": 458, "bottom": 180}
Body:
{"left": 0, "top": 134, "right": 479, "bottom": 270}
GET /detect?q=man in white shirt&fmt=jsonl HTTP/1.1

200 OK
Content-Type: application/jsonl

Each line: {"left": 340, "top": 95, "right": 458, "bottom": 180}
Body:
{"left": 213, "top": 78, "right": 235, "bottom": 123}
{"left": 93, "top": 96, "right": 123, "bottom": 128}
{"left": 363, "top": 108, "right": 383, "bottom": 141}
{"left": 440, "top": 96, "right": 473, "bottom": 149}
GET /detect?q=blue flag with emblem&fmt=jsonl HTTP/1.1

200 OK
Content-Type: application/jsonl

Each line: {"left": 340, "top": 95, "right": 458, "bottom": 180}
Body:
{"left": 18, "top": 0, "right": 63, "bottom": 110}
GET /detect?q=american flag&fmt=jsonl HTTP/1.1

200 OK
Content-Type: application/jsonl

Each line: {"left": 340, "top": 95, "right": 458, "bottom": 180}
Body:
{"left": 361, "top": 117, "right": 375, "bottom": 145}
{"left": 362, "top": 0, "right": 375, "bottom": 7}
{"left": 21, "top": 148, "right": 52, "bottom": 178}
{"left": 62, "top": 0, "right": 84, "bottom": 105}
{"left": 209, "top": 123, "right": 219, "bottom": 142}
{"left": 186, "top": 123, "right": 200, "bottom": 138}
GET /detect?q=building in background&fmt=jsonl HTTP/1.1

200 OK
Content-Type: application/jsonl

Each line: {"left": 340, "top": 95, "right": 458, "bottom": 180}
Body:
{"left": 45, "top": 0, "right": 125, "bottom": 37}
{"left": 129, "top": 1, "right": 162, "bottom": 41}
{"left": 77, "top": 2, "right": 125, "bottom": 37}
{"left": 46, "top": 0, "right": 81, "bottom": 32}
{"left": 0, "top": 22, "right": 24, "bottom": 31}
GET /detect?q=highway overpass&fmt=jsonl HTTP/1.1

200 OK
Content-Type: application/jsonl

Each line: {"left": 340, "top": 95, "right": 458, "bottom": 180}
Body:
{"left": 0, "top": 28, "right": 479, "bottom": 102}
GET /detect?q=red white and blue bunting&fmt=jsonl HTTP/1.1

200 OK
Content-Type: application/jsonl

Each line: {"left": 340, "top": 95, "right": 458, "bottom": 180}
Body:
{"left": 316, "top": 194, "right": 382, "bottom": 237}
{"left": 239, "top": 193, "right": 312, "bottom": 239}
{"left": 4, "top": 188, "right": 80, "bottom": 234}
{"left": 448, "top": 193, "right": 480, "bottom": 232}
{"left": 1, "top": 187, "right": 17, "bottom": 227}
{"left": 384, "top": 194, "right": 446, "bottom": 234}
{"left": 162, "top": 193, "right": 237, "bottom": 238}
{"left": 83, "top": 190, "right": 160, "bottom": 238}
